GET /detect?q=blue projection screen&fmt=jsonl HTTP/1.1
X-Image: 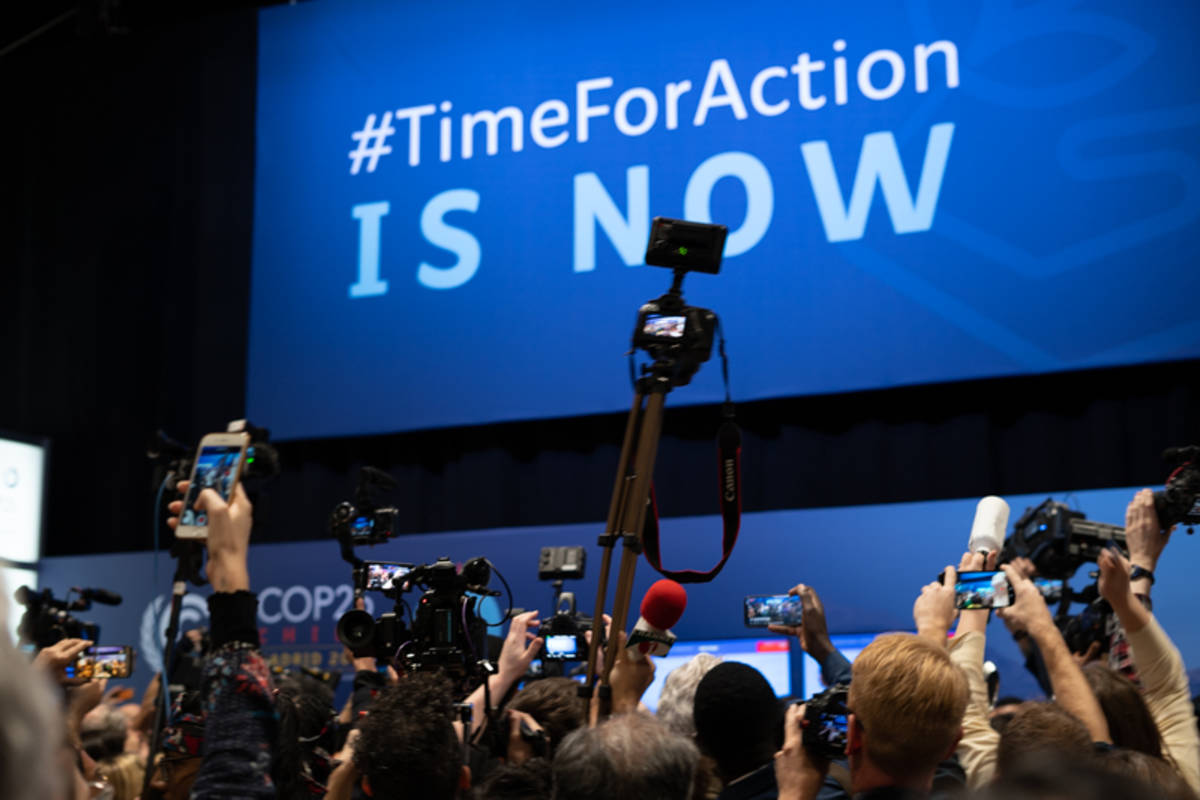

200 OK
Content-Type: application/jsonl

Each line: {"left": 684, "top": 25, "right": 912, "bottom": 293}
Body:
{"left": 250, "top": 0, "right": 1200, "bottom": 439}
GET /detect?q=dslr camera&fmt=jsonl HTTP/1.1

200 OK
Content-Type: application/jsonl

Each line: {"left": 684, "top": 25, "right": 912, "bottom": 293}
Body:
{"left": 537, "top": 592, "right": 594, "bottom": 662}
{"left": 632, "top": 217, "right": 726, "bottom": 386}
{"left": 1154, "top": 446, "right": 1200, "bottom": 530}
{"left": 330, "top": 466, "right": 399, "bottom": 548}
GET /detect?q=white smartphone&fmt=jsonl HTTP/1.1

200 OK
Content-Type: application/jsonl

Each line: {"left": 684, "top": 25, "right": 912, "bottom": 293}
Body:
{"left": 175, "top": 432, "right": 250, "bottom": 539}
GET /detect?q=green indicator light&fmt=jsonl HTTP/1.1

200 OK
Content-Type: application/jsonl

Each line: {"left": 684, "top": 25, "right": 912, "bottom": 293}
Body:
{"left": 247, "top": 457, "right": 255, "bottom": 463}
{"left": 678, "top": 246, "right": 688, "bottom": 256}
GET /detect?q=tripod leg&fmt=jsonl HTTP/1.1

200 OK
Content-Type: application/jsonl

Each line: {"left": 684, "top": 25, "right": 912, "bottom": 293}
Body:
{"left": 601, "top": 387, "right": 668, "bottom": 685}
{"left": 583, "top": 391, "right": 644, "bottom": 691}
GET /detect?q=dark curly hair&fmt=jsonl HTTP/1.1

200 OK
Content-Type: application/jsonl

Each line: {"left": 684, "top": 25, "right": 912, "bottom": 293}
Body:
{"left": 354, "top": 672, "right": 461, "bottom": 800}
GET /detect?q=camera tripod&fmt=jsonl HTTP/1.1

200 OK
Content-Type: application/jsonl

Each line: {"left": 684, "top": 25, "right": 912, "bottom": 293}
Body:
{"left": 581, "top": 359, "right": 678, "bottom": 700}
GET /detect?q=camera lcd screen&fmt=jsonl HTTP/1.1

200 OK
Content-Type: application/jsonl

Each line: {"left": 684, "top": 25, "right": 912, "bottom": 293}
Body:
{"left": 641, "top": 314, "right": 686, "bottom": 339}
{"left": 744, "top": 595, "right": 802, "bottom": 627}
{"left": 544, "top": 635, "right": 579, "bottom": 658}
{"left": 180, "top": 446, "right": 243, "bottom": 528}
{"left": 365, "top": 562, "right": 412, "bottom": 591}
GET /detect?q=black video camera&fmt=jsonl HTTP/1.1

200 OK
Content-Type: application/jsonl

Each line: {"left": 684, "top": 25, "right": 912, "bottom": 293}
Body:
{"left": 330, "top": 466, "right": 399, "bottom": 550}
{"left": 15, "top": 586, "right": 113, "bottom": 649}
{"left": 1154, "top": 446, "right": 1200, "bottom": 530}
{"left": 336, "top": 557, "right": 498, "bottom": 680}
{"left": 999, "top": 499, "right": 1126, "bottom": 580}
{"left": 632, "top": 218, "right": 726, "bottom": 387}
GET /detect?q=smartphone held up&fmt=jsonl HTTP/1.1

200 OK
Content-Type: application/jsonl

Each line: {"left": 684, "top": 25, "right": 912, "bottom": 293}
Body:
{"left": 175, "top": 432, "right": 250, "bottom": 539}
{"left": 954, "top": 571, "right": 1064, "bottom": 610}
{"left": 744, "top": 594, "right": 803, "bottom": 627}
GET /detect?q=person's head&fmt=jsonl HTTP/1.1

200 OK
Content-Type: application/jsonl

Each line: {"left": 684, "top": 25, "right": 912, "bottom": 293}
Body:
{"left": 552, "top": 713, "right": 697, "bottom": 800}
{"left": 693, "top": 661, "right": 782, "bottom": 781}
{"left": 473, "top": 757, "right": 552, "bottom": 800}
{"left": 1098, "top": 748, "right": 1196, "bottom": 800}
{"left": 978, "top": 753, "right": 1174, "bottom": 800}
{"left": 846, "top": 634, "right": 967, "bottom": 788}
{"left": 274, "top": 671, "right": 337, "bottom": 799}
{"left": 96, "top": 752, "right": 146, "bottom": 800}
{"left": 989, "top": 694, "right": 1025, "bottom": 734}
{"left": 656, "top": 653, "right": 722, "bottom": 739}
{"left": 1083, "top": 663, "right": 1163, "bottom": 758}
{"left": 354, "top": 672, "right": 466, "bottom": 800}
{"left": 80, "top": 704, "right": 129, "bottom": 761}
{"left": 505, "top": 677, "right": 588, "bottom": 756}
{"left": 996, "top": 702, "right": 1092, "bottom": 775}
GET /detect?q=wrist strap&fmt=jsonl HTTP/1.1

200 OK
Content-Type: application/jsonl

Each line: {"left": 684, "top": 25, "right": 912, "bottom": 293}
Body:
{"left": 1130, "top": 565, "right": 1156, "bottom": 585}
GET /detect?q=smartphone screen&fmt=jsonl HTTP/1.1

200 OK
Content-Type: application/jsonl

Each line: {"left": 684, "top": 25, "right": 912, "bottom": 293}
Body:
{"left": 543, "top": 634, "right": 579, "bottom": 660}
{"left": 67, "top": 646, "right": 133, "bottom": 680}
{"left": 180, "top": 444, "right": 245, "bottom": 529}
{"left": 364, "top": 562, "right": 412, "bottom": 592}
{"left": 744, "top": 594, "right": 803, "bottom": 627}
{"left": 955, "top": 571, "right": 1066, "bottom": 609}
{"left": 955, "top": 571, "right": 1013, "bottom": 609}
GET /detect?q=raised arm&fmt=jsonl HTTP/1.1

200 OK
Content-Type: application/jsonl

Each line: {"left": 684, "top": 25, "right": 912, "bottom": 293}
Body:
{"left": 768, "top": 583, "right": 851, "bottom": 685}
{"left": 948, "top": 551, "right": 1000, "bottom": 788}
{"left": 1099, "top": 539, "right": 1200, "bottom": 792}
{"left": 168, "top": 480, "right": 277, "bottom": 800}
{"left": 998, "top": 564, "right": 1110, "bottom": 744}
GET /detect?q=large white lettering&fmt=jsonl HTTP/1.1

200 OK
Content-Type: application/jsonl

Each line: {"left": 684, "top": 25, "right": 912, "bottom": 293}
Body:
{"left": 801, "top": 123, "right": 955, "bottom": 242}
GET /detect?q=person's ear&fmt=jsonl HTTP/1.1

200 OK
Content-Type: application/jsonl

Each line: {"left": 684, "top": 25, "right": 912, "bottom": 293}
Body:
{"left": 847, "top": 713, "right": 864, "bottom": 755}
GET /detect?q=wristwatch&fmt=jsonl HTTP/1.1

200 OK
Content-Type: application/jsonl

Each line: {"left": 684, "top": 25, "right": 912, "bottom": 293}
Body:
{"left": 1129, "top": 565, "right": 1156, "bottom": 585}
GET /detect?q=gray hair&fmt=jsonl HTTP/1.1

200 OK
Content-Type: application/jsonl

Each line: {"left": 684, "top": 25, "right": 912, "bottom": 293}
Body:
{"left": 656, "top": 653, "right": 723, "bottom": 738}
{"left": 553, "top": 712, "right": 699, "bottom": 800}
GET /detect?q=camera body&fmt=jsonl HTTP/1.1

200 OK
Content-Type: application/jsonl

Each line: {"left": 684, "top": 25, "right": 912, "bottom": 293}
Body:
{"left": 16, "top": 587, "right": 101, "bottom": 649}
{"left": 537, "top": 592, "right": 593, "bottom": 662}
{"left": 336, "top": 556, "right": 493, "bottom": 679}
{"left": 801, "top": 683, "right": 851, "bottom": 761}
{"left": 999, "top": 499, "right": 1126, "bottom": 580}
{"left": 1154, "top": 446, "right": 1200, "bottom": 529}
{"left": 329, "top": 500, "right": 398, "bottom": 546}
{"left": 632, "top": 299, "right": 718, "bottom": 379}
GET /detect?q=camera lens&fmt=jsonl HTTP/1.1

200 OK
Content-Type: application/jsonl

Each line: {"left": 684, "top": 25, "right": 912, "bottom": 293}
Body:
{"left": 336, "top": 609, "right": 375, "bottom": 650}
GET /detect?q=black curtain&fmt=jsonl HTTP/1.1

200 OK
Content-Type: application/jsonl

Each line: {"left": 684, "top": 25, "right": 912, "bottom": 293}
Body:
{"left": 2, "top": 9, "right": 1197, "bottom": 557}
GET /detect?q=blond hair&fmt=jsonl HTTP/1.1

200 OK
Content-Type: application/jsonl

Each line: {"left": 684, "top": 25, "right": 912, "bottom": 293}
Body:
{"left": 848, "top": 633, "right": 968, "bottom": 779}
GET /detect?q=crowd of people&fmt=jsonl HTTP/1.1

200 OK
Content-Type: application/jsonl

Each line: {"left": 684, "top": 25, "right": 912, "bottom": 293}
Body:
{"left": 2, "top": 486, "right": 1198, "bottom": 800}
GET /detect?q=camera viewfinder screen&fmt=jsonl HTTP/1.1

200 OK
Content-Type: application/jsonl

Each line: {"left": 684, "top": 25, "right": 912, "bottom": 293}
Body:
{"left": 365, "top": 562, "right": 411, "bottom": 591}
{"left": 955, "top": 571, "right": 1011, "bottom": 609}
{"left": 642, "top": 315, "right": 686, "bottom": 339}
{"left": 544, "top": 635, "right": 578, "bottom": 658}
{"left": 180, "top": 446, "right": 243, "bottom": 528}
{"left": 744, "top": 595, "right": 803, "bottom": 626}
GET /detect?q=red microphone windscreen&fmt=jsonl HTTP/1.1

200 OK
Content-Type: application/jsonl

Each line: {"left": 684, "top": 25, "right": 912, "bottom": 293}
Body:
{"left": 641, "top": 579, "right": 688, "bottom": 630}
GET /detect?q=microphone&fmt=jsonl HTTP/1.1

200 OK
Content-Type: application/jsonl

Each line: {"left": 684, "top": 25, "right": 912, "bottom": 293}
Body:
{"left": 968, "top": 496, "right": 1010, "bottom": 555}
{"left": 626, "top": 579, "right": 687, "bottom": 660}
{"left": 73, "top": 587, "right": 123, "bottom": 606}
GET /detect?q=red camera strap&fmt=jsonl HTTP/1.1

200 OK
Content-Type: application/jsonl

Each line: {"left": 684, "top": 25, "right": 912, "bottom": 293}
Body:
{"left": 640, "top": 410, "right": 742, "bottom": 583}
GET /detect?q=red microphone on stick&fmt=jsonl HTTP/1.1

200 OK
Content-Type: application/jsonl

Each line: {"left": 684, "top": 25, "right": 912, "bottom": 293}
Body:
{"left": 626, "top": 579, "right": 687, "bottom": 660}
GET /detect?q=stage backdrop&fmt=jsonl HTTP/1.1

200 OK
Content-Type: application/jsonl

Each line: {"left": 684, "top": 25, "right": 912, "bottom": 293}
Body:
{"left": 248, "top": 0, "right": 1200, "bottom": 440}
{"left": 32, "top": 486, "right": 1200, "bottom": 701}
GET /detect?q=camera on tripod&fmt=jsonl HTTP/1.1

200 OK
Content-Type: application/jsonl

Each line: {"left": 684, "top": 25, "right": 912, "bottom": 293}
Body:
{"left": 15, "top": 585, "right": 121, "bottom": 649}
{"left": 631, "top": 217, "right": 727, "bottom": 386}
